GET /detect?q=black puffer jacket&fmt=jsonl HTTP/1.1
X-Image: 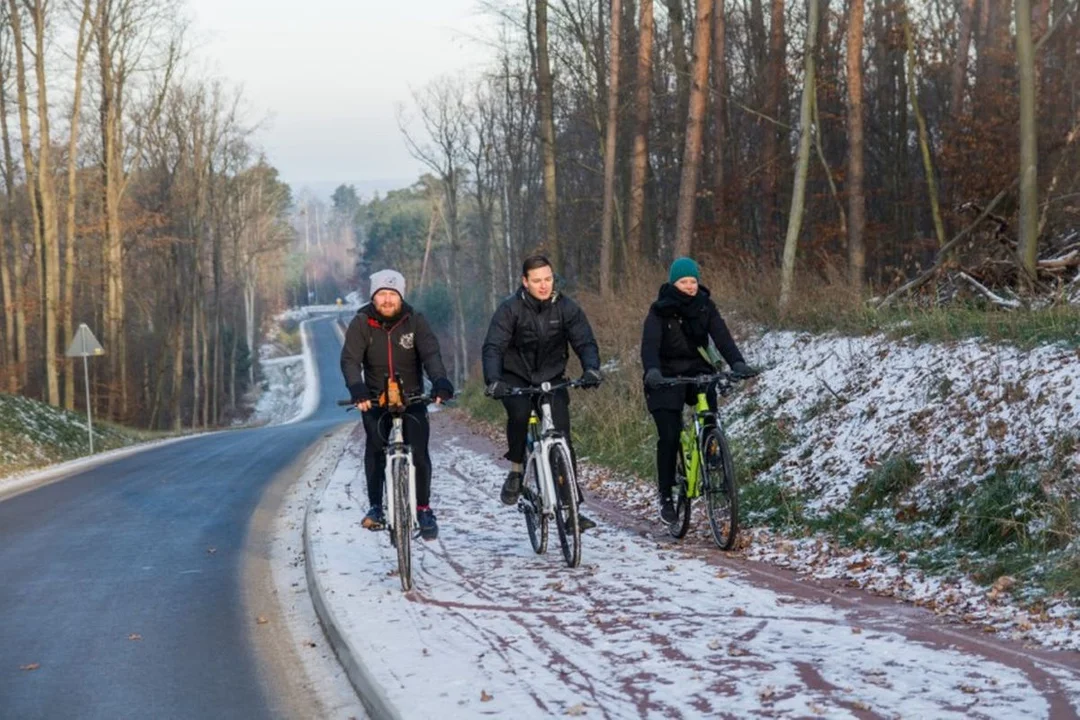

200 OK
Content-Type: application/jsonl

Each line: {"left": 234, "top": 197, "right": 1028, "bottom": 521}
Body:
{"left": 340, "top": 303, "right": 453, "bottom": 402}
{"left": 482, "top": 290, "right": 600, "bottom": 387}
{"left": 640, "top": 284, "right": 744, "bottom": 411}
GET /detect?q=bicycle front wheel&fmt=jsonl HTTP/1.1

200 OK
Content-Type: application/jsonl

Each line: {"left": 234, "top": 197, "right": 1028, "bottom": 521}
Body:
{"left": 392, "top": 459, "right": 413, "bottom": 591}
{"left": 521, "top": 455, "right": 548, "bottom": 554}
{"left": 669, "top": 450, "right": 692, "bottom": 539}
{"left": 702, "top": 427, "right": 739, "bottom": 550}
{"left": 550, "top": 442, "right": 581, "bottom": 568}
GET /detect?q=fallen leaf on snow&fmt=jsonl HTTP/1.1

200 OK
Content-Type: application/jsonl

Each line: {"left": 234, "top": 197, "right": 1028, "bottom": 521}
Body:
{"left": 480, "top": 690, "right": 494, "bottom": 702}
{"left": 707, "top": 639, "right": 721, "bottom": 651}
{"left": 256, "top": 616, "right": 269, "bottom": 625}
{"left": 851, "top": 627, "right": 862, "bottom": 634}
{"left": 566, "top": 704, "right": 587, "bottom": 716}
{"left": 733, "top": 607, "right": 747, "bottom": 617}
{"left": 960, "top": 684, "right": 979, "bottom": 694}
{"left": 727, "top": 645, "right": 749, "bottom": 657}
{"left": 128, "top": 633, "right": 142, "bottom": 641}
{"left": 758, "top": 686, "right": 776, "bottom": 702}
{"left": 20, "top": 663, "right": 40, "bottom": 671}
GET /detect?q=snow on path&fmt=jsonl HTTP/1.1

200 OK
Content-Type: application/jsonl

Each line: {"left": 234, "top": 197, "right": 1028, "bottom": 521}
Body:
{"left": 307, "top": 416, "right": 1080, "bottom": 719}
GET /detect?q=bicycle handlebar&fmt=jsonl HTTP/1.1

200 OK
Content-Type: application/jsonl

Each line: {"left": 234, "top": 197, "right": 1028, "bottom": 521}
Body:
{"left": 337, "top": 395, "right": 447, "bottom": 411}
{"left": 502, "top": 378, "right": 588, "bottom": 397}
{"left": 651, "top": 371, "right": 741, "bottom": 388}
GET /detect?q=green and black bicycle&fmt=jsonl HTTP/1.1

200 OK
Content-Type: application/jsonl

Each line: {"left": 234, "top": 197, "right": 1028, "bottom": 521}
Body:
{"left": 655, "top": 372, "right": 742, "bottom": 550}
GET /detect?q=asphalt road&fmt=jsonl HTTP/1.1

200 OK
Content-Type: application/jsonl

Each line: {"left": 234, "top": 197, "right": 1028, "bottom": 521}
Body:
{"left": 0, "top": 315, "right": 352, "bottom": 719}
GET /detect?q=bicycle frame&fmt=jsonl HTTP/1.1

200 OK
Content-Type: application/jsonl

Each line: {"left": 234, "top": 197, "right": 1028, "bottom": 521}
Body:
{"left": 526, "top": 395, "right": 571, "bottom": 517}
{"left": 680, "top": 391, "right": 714, "bottom": 499}
{"left": 383, "top": 414, "right": 417, "bottom": 534}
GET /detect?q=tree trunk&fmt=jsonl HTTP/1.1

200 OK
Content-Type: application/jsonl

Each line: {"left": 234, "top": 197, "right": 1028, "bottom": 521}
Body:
{"left": 904, "top": 10, "right": 947, "bottom": 249}
{"left": 1015, "top": 0, "right": 1039, "bottom": 279}
{"left": 952, "top": 0, "right": 976, "bottom": 114}
{"left": 627, "top": 0, "right": 654, "bottom": 259}
{"left": 712, "top": 0, "right": 728, "bottom": 248}
{"left": 8, "top": 0, "right": 45, "bottom": 396}
{"left": 0, "top": 68, "right": 25, "bottom": 390}
{"left": 536, "top": 0, "right": 559, "bottom": 266}
{"left": 763, "top": 0, "right": 785, "bottom": 254}
{"left": 846, "top": 0, "right": 866, "bottom": 292}
{"left": 778, "top": 0, "right": 819, "bottom": 311}
{"left": 98, "top": 1, "right": 128, "bottom": 418}
{"left": 665, "top": 0, "right": 690, "bottom": 159}
{"left": 600, "top": 0, "right": 622, "bottom": 296}
{"left": 28, "top": 0, "right": 62, "bottom": 406}
{"left": 673, "top": 0, "right": 714, "bottom": 258}
{"left": 63, "top": 0, "right": 94, "bottom": 410}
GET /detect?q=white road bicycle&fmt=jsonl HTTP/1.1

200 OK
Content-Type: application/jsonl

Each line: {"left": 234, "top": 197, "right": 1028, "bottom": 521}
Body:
{"left": 507, "top": 379, "right": 588, "bottom": 568}
{"left": 341, "top": 394, "right": 436, "bottom": 591}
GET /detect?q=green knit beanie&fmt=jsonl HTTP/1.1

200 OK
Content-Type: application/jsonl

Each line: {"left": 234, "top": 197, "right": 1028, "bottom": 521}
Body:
{"left": 668, "top": 257, "right": 701, "bottom": 284}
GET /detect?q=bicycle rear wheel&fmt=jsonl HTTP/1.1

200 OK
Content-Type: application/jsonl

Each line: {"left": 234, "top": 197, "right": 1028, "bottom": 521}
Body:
{"left": 521, "top": 454, "right": 548, "bottom": 554}
{"left": 702, "top": 427, "right": 739, "bottom": 550}
{"left": 549, "top": 442, "right": 582, "bottom": 568}
{"left": 668, "top": 450, "right": 692, "bottom": 539}
{"left": 392, "top": 459, "right": 413, "bottom": 591}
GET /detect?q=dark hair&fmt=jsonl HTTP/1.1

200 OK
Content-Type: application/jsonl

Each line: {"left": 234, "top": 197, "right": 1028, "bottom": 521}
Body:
{"left": 521, "top": 255, "right": 552, "bottom": 277}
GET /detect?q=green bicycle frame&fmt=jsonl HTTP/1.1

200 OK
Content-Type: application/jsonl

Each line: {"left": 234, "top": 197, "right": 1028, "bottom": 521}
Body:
{"left": 679, "top": 390, "right": 712, "bottom": 498}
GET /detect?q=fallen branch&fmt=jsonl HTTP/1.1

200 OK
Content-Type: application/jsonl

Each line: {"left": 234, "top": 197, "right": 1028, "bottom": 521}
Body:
{"left": 956, "top": 272, "right": 1023, "bottom": 309}
{"left": 875, "top": 179, "right": 1019, "bottom": 308}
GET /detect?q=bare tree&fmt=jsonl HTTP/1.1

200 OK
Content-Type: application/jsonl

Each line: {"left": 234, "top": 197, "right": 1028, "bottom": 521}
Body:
{"left": 904, "top": 8, "right": 946, "bottom": 249}
{"left": 951, "top": 0, "right": 976, "bottom": 114}
{"left": 1015, "top": 0, "right": 1038, "bottom": 280}
{"left": 536, "top": 0, "right": 559, "bottom": 266}
{"left": 599, "top": 0, "right": 621, "bottom": 296}
{"left": 846, "top": 0, "right": 866, "bottom": 291}
{"left": 626, "top": 0, "right": 653, "bottom": 258}
{"left": 672, "top": 0, "right": 714, "bottom": 258}
{"left": 779, "top": 0, "right": 819, "bottom": 311}
{"left": 712, "top": 0, "right": 727, "bottom": 248}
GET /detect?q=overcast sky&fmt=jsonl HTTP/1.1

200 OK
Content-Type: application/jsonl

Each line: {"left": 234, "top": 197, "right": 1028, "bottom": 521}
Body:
{"left": 186, "top": 0, "right": 493, "bottom": 200}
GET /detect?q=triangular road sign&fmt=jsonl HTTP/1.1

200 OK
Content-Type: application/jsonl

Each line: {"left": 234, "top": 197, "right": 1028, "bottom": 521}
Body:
{"left": 66, "top": 323, "right": 105, "bottom": 358}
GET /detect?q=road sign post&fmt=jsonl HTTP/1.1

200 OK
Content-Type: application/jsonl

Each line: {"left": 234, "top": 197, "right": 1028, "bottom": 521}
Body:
{"left": 65, "top": 324, "right": 105, "bottom": 454}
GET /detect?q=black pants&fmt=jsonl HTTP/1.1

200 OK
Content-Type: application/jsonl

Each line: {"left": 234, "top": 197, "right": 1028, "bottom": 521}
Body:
{"left": 501, "top": 388, "right": 571, "bottom": 464}
{"left": 651, "top": 387, "right": 716, "bottom": 500}
{"left": 362, "top": 405, "right": 432, "bottom": 507}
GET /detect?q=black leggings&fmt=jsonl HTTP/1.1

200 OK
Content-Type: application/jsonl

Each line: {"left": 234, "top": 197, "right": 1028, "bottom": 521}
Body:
{"left": 362, "top": 405, "right": 432, "bottom": 507}
{"left": 501, "top": 389, "right": 571, "bottom": 464}
{"left": 651, "top": 409, "right": 684, "bottom": 500}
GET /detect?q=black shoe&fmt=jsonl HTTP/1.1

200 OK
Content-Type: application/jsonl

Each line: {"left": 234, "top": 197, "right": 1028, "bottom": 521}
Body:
{"left": 576, "top": 513, "right": 597, "bottom": 532}
{"left": 501, "top": 471, "right": 524, "bottom": 505}
{"left": 660, "top": 500, "right": 677, "bottom": 524}
{"left": 418, "top": 508, "right": 439, "bottom": 541}
{"left": 362, "top": 505, "right": 385, "bottom": 531}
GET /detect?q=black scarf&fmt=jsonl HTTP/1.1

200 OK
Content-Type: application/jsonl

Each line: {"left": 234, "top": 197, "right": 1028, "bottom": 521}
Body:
{"left": 653, "top": 283, "right": 711, "bottom": 347}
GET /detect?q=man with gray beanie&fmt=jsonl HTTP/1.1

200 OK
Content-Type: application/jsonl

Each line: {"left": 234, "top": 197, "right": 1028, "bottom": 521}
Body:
{"left": 341, "top": 269, "right": 454, "bottom": 540}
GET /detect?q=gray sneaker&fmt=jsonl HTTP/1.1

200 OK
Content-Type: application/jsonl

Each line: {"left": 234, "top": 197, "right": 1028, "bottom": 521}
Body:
{"left": 660, "top": 500, "right": 677, "bottom": 524}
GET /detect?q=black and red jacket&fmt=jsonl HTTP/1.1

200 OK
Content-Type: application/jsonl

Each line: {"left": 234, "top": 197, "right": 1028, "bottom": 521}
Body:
{"left": 340, "top": 302, "right": 452, "bottom": 403}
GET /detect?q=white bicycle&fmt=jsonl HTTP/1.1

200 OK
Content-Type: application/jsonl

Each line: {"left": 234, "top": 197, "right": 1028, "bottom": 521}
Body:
{"left": 506, "top": 380, "right": 587, "bottom": 568}
{"left": 340, "top": 394, "right": 436, "bottom": 591}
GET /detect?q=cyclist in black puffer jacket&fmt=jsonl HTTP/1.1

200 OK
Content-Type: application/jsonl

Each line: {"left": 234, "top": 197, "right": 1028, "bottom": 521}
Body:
{"left": 640, "top": 257, "right": 759, "bottom": 524}
{"left": 341, "top": 269, "right": 454, "bottom": 540}
{"left": 482, "top": 255, "right": 603, "bottom": 530}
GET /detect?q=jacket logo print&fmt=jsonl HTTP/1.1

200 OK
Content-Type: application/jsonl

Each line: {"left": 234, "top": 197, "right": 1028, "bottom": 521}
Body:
{"left": 399, "top": 332, "right": 415, "bottom": 350}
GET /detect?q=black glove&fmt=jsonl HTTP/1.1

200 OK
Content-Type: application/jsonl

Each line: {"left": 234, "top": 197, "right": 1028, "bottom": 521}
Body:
{"left": 348, "top": 384, "right": 372, "bottom": 404}
{"left": 485, "top": 380, "right": 510, "bottom": 399}
{"left": 580, "top": 368, "right": 603, "bottom": 388}
{"left": 431, "top": 377, "right": 454, "bottom": 402}
{"left": 644, "top": 368, "right": 665, "bottom": 388}
{"left": 730, "top": 361, "right": 760, "bottom": 379}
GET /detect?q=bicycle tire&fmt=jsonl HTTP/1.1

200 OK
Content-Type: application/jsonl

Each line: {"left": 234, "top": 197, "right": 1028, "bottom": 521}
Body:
{"left": 669, "top": 450, "right": 692, "bottom": 539}
{"left": 392, "top": 459, "right": 413, "bottom": 591}
{"left": 702, "top": 426, "right": 739, "bottom": 550}
{"left": 549, "top": 442, "right": 582, "bottom": 568}
{"left": 521, "top": 454, "right": 548, "bottom": 554}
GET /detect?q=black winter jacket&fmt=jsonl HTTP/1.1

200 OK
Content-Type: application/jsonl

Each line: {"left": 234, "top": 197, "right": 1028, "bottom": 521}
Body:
{"left": 640, "top": 284, "right": 744, "bottom": 411}
{"left": 340, "top": 303, "right": 453, "bottom": 403}
{"left": 482, "top": 290, "right": 600, "bottom": 387}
